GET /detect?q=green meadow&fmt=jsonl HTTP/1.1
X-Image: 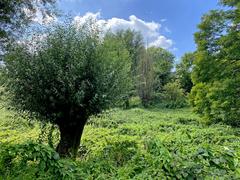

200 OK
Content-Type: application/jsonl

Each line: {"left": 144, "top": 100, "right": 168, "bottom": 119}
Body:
{"left": 1, "top": 101, "right": 240, "bottom": 179}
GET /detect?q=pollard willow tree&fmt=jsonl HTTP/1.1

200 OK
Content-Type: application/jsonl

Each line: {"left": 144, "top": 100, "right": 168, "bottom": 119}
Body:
{"left": 2, "top": 21, "right": 131, "bottom": 157}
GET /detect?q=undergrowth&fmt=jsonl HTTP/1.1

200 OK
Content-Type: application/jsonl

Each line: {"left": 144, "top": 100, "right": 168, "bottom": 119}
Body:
{"left": 1, "top": 106, "right": 240, "bottom": 179}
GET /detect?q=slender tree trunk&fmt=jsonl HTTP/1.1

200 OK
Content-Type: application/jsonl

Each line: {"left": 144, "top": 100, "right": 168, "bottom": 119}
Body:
{"left": 56, "top": 118, "right": 87, "bottom": 158}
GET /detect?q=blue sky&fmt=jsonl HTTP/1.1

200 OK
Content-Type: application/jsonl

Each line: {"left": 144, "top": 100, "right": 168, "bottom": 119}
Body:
{"left": 57, "top": 0, "right": 220, "bottom": 60}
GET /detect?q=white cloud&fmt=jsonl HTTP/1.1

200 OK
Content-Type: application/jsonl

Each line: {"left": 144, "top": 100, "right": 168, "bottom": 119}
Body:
{"left": 148, "top": 36, "right": 173, "bottom": 49}
{"left": 74, "top": 12, "right": 101, "bottom": 26}
{"left": 73, "top": 12, "right": 173, "bottom": 49}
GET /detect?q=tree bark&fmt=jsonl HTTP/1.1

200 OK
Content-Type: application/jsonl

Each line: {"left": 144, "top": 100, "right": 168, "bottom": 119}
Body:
{"left": 56, "top": 118, "right": 87, "bottom": 158}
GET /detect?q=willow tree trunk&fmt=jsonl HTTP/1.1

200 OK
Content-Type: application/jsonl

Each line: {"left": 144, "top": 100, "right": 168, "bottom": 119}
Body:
{"left": 56, "top": 118, "right": 87, "bottom": 158}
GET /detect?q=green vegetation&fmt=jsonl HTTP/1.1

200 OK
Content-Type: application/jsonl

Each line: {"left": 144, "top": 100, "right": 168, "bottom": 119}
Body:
{"left": 137, "top": 48, "right": 154, "bottom": 107}
{"left": 2, "top": 22, "right": 131, "bottom": 157}
{"left": 103, "top": 29, "right": 144, "bottom": 108}
{"left": 160, "top": 81, "right": 187, "bottom": 109}
{"left": 1, "top": 102, "right": 240, "bottom": 179}
{"left": 176, "top": 53, "right": 194, "bottom": 93}
{"left": 137, "top": 47, "right": 176, "bottom": 107}
{"left": 190, "top": 0, "right": 240, "bottom": 126}
{"left": 149, "top": 47, "right": 175, "bottom": 91}
{"left": 1, "top": 0, "right": 240, "bottom": 179}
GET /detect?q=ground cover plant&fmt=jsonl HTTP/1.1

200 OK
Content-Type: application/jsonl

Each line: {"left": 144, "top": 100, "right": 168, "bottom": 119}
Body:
{"left": 1, "top": 100, "right": 240, "bottom": 179}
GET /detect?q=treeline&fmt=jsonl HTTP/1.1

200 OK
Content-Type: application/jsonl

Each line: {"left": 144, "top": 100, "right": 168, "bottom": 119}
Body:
{"left": 190, "top": 0, "right": 240, "bottom": 127}
{"left": 105, "top": 29, "right": 192, "bottom": 109}
{"left": 140, "top": 0, "right": 240, "bottom": 127}
{"left": 84, "top": 0, "right": 240, "bottom": 127}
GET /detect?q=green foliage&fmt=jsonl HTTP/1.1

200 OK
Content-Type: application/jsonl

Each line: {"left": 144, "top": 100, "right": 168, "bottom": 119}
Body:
{"left": 0, "top": 0, "right": 56, "bottom": 40}
{"left": 190, "top": 1, "right": 240, "bottom": 126}
{"left": 104, "top": 29, "right": 145, "bottom": 108}
{"left": 1, "top": 106, "right": 240, "bottom": 179}
{"left": 0, "top": 0, "right": 57, "bottom": 59}
{"left": 176, "top": 52, "right": 194, "bottom": 93}
{"left": 112, "top": 29, "right": 145, "bottom": 77}
{"left": 159, "top": 81, "right": 187, "bottom": 108}
{"left": 3, "top": 22, "right": 130, "bottom": 120}
{"left": 147, "top": 47, "right": 175, "bottom": 92}
{"left": 135, "top": 47, "right": 175, "bottom": 107}
{"left": 0, "top": 142, "right": 81, "bottom": 179}
{"left": 102, "top": 140, "right": 138, "bottom": 167}
{"left": 220, "top": 0, "right": 239, "bottom": 6}
{"left": 190, "top": 78, "right": 240, "bottom": 126}
{"left": 137, "top": 49, "right": 154, "bottom": 107}
{"left": 2, "top": 20, "right": 131, "bottom": 156}
{"left": 103, "top": 30, "right": 137, "bottom": 108}
{"left": 0, "top": 142, "right": 58, "bottom": 178}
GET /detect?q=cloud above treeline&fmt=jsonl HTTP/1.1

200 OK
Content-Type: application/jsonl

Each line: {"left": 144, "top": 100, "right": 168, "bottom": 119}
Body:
{"left": 73, "top": 12, "right": 173, "bottom": 50}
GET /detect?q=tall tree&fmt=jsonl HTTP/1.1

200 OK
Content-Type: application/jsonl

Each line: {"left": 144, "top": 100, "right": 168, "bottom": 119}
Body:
{"left": 190, "top": 0, "right": 240, "bottom": 126}
{"left": 147, "top": 47, "right": 175, "bottom": 92}
{"left": 105, "top": 29, "right": 144, "bottom": 108}
{"left": 176, "top": 52, "right": 194, "bottom": 93}
{"left": 114, "top": 29, "right": 145, "bottom": 77}
{"left": 2, "top": 21, "right": 131, "bottom": 157}
{"left": 137, "top": 48, "right": 154, "bottom": 107}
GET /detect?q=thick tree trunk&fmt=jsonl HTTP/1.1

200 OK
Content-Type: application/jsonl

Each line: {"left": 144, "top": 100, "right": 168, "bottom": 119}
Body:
{"left": 56, "top": 118, "right": 87, "bottom": 158}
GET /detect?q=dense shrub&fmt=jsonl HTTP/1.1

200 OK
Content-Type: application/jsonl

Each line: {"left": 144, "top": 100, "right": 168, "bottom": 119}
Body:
{"left": 190, "top": 79, "right": 240, "bottom": 126}
{"left": 148, "top": 47, "right": 175, "bottom": 91}
{"left": 160, "top": 81, "right": 187, "bottom": 108}
{"left": 0, "top": 142, "right": 78, "bottom": 179}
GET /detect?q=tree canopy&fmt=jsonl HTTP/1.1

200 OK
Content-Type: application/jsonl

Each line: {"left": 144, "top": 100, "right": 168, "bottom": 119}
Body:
{"left": 0, "top": 0, "right": 56, "bottom": 58}
{"left": 2, "top": 21, "right": 131, "bottom": 156}
{"left": 0, "top": 0, "right": 56, "bottom": 39}
{"left": 147, "top": 47, "right": 174, "bottom": 92}
{"left": 190, "top": 0, "right": 240, "bottom": 126}
{"left": 176, "top": 52, "right": 194, "bottom": 93}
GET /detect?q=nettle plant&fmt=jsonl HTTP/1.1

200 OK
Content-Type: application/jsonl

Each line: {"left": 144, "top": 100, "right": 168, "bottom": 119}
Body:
{"left": 3, "top": 21, "right": 131, "bottom": 157}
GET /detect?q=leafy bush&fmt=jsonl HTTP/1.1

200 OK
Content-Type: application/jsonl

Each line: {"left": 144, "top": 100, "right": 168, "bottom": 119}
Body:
{"left": 159, "top": 81, "right": 187, "bottom": 108}
{"left": 142, "top": 138, "right": 240, "bottom": 179}
{"left": 0, "top": 142, "right": 78, "bottom": 179}
{"left": 176, "top": 52, "right": 194, "bottom": 93}
{"left": 189, "top": 79, "right": 240, "bottom": 126}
